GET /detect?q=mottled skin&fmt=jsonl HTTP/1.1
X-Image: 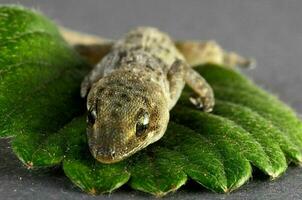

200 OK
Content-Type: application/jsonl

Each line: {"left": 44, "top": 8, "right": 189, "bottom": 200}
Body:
{"left": 67, "top": 27, "right": 252, "bottom": 163}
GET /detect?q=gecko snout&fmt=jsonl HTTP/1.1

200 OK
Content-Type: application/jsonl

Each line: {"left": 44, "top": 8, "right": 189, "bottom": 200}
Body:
{"left": 91, "top": 147, "right": 123, "bottom": 164}
{"left": 87, "top": 125, "right": 134, "bottom": 163}
{"left": 90, "top": 146, "right": 118, "bottom": 163}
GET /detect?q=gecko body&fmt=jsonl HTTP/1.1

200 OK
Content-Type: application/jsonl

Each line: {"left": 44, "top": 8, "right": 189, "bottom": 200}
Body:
{"left": 81, "top": 27, "right": 231, "bottom": 163}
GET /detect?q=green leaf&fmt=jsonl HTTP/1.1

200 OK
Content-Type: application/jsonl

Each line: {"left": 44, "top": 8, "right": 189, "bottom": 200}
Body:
{"left": 11, "top": 130, "right": 65, "bottom": 168}
{"left": 213, "top": 100, "right": 301, "bottom": 166}
{"left": 128, "top": 146, "right": 187, "bottom": 197}
{"left": 177, "top": 97, "right": 288, "bottom": 177}
{"left": 1, "top": 5, "right": 302, "bottom": 197}
{"left": 161, "top": 123, "right": 228, "bottom": 192}
{"left": 171, "top": 107, "right": 275, "bottom": 175}
{"left": 197, "top": 65, "right": 302, "bottom": 149}
{"left": 161, "top": 122, "right": 251, "bottom": 192}
{"left": 0, "top": 5, "right": 89, "bottom": 167}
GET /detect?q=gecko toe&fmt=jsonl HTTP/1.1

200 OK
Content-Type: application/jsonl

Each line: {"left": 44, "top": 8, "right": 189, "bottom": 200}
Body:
{"left": 189, "top": 94, "right": 214, "bottom": 112}
{"left": 189, "top": 95, "right": 204, "bottom": 110}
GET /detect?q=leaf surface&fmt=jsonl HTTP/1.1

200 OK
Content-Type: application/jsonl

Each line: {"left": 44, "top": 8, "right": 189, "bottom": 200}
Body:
{"left": 0, "top": 5, "right": 89, "bottom": 167}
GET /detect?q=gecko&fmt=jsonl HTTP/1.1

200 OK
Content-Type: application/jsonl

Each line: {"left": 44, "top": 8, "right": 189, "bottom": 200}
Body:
{"left": 61, "top": 27, "right": 252, "bottom": 164}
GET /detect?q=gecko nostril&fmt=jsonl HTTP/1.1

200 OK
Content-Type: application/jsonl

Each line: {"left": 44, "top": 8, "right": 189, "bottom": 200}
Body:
{"left": 96, "top": 146, "right": 116, "bottom": 158}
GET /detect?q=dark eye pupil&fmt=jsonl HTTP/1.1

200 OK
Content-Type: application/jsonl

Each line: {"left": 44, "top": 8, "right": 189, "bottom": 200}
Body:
{"left": 136, "top": 123, "right": 148, "bottom": 137}
{"left": 87, "top": 111, "right": 96, "bottom": 124}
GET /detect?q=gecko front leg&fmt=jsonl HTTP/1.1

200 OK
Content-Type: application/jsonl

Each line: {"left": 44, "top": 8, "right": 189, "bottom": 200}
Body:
{"left": 167, "top": 60, "right": 186, "bottom": 109}
{"left": 79, "top": 44, "right": 115, "bottom": 97}
{"left": 80, "top": 48, "right": 111, "bottom": 97}
{"left": 167, "top": 60, "right": 215, "bottom": 112}
{"left": 185, "top": 67, "right": 215, "bottom": 112}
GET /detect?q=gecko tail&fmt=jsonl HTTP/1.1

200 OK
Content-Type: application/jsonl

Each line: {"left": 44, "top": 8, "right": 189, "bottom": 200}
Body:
{"left": 175, "top": 40, "right": 255, "bottom": 69}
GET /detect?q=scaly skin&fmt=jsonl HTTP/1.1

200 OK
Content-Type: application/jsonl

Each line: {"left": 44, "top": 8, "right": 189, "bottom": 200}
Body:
{"left": 61, "top": 27, "right": 252, "bottom": 163}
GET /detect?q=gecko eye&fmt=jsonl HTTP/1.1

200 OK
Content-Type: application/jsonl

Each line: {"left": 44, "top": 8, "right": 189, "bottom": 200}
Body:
{"left": 87, "top": 109, "right": 97, "bottom": 125}
{"left": 135, "top": 110, "right": 149, "bottom": 137}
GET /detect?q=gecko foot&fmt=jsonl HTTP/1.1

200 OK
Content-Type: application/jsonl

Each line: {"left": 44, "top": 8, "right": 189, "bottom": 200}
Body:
{"left": 189, "top": 93, "right": 214, "bottom": 112}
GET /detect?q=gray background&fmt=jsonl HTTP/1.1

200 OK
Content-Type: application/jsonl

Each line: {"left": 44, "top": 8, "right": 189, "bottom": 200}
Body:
{"left": 0, "top": 0, "right": 302, "bottom": 199}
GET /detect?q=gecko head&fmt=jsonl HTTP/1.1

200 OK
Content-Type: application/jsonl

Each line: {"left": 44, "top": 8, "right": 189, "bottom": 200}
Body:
{"left": 85, "top": 76, "right": 169, "bottom": 164}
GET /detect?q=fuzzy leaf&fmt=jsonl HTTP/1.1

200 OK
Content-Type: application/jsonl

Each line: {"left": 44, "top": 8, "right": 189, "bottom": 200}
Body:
{"left": 197, "top": 65, "right": 302, "bottom": 149}
{"left": 128, "top": 146, "right": 187, "bottom": 197}
{"left": 0, "top": 5, "right": 89, "bottom": 167}
{"left": 0, "top": 5, "right": 302, "bottom": 197}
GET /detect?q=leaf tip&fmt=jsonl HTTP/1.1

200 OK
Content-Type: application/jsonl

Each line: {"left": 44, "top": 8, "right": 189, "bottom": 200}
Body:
{"left": 267, "top": 167, "right": 287, "bottom": 180}
{"left": 88, "top": 188, "right": 97, "bottom": 195}
{"left": 268, "top": 172, "right": 282, "bottom": 180}
{"left": 25, "top": 161, "right": 34, "bottom": 169}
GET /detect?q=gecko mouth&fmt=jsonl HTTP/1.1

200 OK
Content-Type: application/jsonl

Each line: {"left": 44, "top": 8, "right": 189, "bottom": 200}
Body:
{"left": 90, "top": 146, "right": 140, "bottom": 164}
{"left": 89, "top": 145, "right": 118, "bottom": 164}
{"left": 89, "top": 139, "right": 150, "bottom": 164}
{"left": 94, "top": 153, "right": 120, "bottom": 164}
